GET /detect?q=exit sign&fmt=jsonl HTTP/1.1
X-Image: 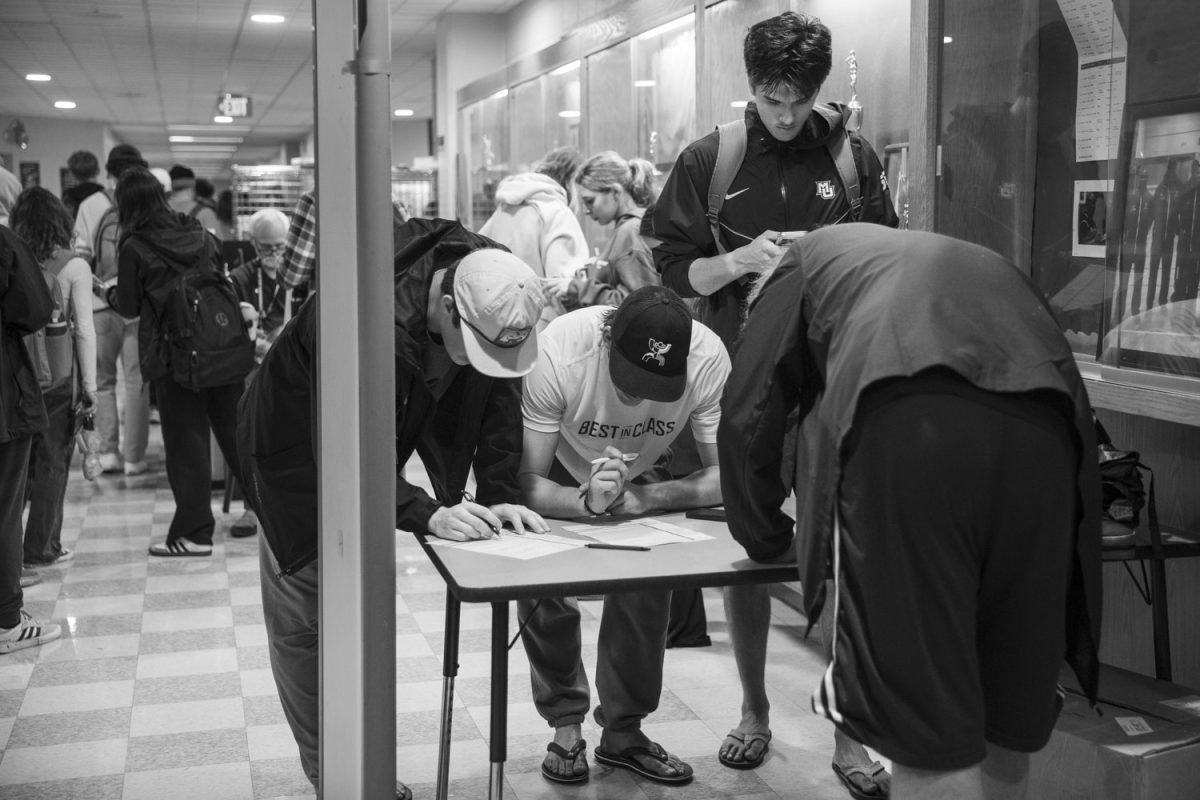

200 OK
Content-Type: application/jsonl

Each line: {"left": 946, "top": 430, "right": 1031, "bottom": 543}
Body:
{"left": 217, "top": 93, "right": 252, "bottom": 118}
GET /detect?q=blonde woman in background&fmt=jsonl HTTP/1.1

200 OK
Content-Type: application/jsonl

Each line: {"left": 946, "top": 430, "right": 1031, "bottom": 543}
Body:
{"left": 565, "top": 151, "right": 661, "bottom": 310}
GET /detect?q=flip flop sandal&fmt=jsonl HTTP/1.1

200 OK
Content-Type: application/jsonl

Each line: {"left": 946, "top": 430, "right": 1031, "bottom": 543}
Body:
{"left": 148, "top": 539, "right": 213, "bottom": 557}
{"left": 832, "top": 760, "right": 889, "bottom": 799}
{"left": 594, "top": 741, "right": 694, "bottom": 785}
{"left": 541, "top": 738, "right": 588, "bottom": 784}
{"left": 718, "top": 729, "right": 772, "bottom": 769}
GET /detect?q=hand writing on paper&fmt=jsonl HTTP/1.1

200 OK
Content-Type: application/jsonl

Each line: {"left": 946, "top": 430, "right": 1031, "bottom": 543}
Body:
{"left": 427, "top": 499, "right": 505, "bottom": 541}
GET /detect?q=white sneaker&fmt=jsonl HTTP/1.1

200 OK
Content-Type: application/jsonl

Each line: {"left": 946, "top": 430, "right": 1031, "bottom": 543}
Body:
{"left": 0, "top": 610, "right": 62, "bottom": 654}
{"left": 98, "top": 453, "right": 122, "bottom": 473}
{"left": 49, "top": 548, "right": 74, "bottom": 565}
{"left": 124, "top": 460, "right": 149, "bottom": 476}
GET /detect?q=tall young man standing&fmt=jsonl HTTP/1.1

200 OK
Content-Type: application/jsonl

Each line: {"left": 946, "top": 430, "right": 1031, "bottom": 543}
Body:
{"left": 652, "top": 12, "right": 897, "bottom": 795}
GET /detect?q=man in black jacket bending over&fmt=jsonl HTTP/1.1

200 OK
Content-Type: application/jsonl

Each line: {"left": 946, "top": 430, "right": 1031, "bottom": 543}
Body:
{"left": 238, "top": 219, "right": 549, "bottom": 799}
{"left": 721, "top": 224, "right": 1101, "bottom": 800}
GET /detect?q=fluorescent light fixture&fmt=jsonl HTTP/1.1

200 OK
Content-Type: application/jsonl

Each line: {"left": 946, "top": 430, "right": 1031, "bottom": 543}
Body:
{"left": 731, "top": 100, "right": 749, "bottom": 109}
{"left": 250, "top": 13, "right": 285, "bottom": 23}
{"left": 634, "top": 80, "right": 657, "bottom": 88}
{"left": 558, "top": 110, "right": 580, "bottom": 119}
{"left": 638, "top": 13, "right": 693, "bottom": 41}
{"left": 26, "top": 73, "right": 51, "bottom": 82}
{"left": 214, "top": 115, "right": 234, "bottom": 124}
{"left": 169, "top": 135, "right": 243, "bottom": 143}
{"left": 168, "top": 124, "right": 250, "bottom": 133}
{"left": 489, "top": 88, "right": 508, "bottom": 100}
{"left": 172, "top": 145, "right": 239, "bottom": 153}
{"left": 943, "top": 35, "right": 953, "bottom": 44}
{"left": 54, "top": 100, "right": 76, "bottom": 109}
{"left": 393, "top": 108, "right": 414, "bottom": 117}
{"left": 551, "top": 61, "right": 580, "bottom": 77}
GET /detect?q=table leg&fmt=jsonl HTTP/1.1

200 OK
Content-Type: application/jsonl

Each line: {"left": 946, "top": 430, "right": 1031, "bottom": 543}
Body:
{"left": 436, "top": 590, "right": 461, "bottom": 800}
{"left": 1150, "top": 559, "right": 1172, "bottom": 681}
{"left": 489, "top": 601, "right": 509, "bottom": 800}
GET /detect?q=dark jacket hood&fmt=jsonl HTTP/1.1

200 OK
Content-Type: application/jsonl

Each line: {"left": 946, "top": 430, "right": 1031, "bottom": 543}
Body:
{"left": 746, "top": 100, "right": 850, "bottom": 153}
{"left": 125, "top": 212, "right": 210, "bottom": 266}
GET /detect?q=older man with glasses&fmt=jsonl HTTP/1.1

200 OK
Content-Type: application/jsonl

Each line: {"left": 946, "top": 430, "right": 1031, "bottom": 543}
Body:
{"left": 229, "top": 208, "right": 304, "bottom": 366}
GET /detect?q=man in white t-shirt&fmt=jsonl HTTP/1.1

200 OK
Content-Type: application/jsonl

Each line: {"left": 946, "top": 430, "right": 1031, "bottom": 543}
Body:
{"left": 519, "top": 286, "right": 730, "bottom": 787}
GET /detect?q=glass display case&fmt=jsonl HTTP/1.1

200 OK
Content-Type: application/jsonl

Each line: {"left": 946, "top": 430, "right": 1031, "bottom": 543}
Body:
{"left": 459, "top": 90, "right": 510, "bottom": 229}
{"left": 1102, "top": 99, "right": 1200, "bottom": 380}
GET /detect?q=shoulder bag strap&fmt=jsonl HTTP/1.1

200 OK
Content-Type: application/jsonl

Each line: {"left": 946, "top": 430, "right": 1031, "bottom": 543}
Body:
{"left": 707, "top": 119, "right": 748, "bottom": 255}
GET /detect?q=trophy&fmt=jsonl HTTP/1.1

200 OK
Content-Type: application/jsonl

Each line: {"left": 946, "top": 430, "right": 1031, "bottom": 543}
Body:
{"left": 845, "top": 50, "right": 862, "bottom": 133}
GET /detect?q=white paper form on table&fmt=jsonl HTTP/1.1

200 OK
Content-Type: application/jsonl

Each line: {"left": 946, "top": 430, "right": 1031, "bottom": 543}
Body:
{"left": 424, "top": 533, "right": 586, "bottom": 560}
{"left": 561, "top": 518, "right": 714, "bottom": 548}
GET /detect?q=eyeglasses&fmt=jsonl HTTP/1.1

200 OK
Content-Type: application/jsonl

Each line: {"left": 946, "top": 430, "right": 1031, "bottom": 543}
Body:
{"left": 255, "top": 242, "right": 286, "bottom": 255}
{"left": 461, "top": 315, "right": 531, "bottom": 348}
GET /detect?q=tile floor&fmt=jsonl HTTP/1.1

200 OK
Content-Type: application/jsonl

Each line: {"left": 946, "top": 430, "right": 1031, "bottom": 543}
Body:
{"left": 1, "top": 427, "right": 875, "bottom": 799}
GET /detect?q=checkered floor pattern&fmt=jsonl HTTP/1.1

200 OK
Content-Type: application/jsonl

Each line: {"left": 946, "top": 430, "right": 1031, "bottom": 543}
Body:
{"left": 1, "top": 427, "right": 866, "bottom": 799}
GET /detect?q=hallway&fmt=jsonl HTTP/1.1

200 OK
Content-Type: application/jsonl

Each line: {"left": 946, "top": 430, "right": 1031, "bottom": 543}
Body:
{"left": 0, "top": 428, "right": 868, "bottom": 799}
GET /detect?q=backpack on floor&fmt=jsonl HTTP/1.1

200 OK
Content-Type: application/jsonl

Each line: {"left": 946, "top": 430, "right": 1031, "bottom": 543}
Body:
{"left": 152, "top": 234, "right": 255, "bottom": 390}
{"left": 22, "top": 250, "right": 75, "bottom": 391}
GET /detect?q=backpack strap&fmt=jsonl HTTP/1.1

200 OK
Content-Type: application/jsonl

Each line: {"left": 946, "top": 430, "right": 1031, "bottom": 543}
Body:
{"left": 188, "top": 203, "right": 204, "bottom": 219}
{"left": 706, "top": 119, "right": 748, "bottom": 255}
{"left": 815, "top": 104, "right": 863, "bottom": 222}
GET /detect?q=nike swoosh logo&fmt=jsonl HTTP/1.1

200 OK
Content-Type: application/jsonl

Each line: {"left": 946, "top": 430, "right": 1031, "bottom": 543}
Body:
{"left": 725, "top": 187, "right": 750, "bottom": 200}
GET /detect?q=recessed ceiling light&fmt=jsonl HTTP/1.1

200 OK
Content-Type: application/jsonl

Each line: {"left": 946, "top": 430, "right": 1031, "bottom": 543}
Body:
{"left": 943, "top": 36, "right": 953, "bottom": 44}
{"left": 26, "top": 74, "right": 51, "bottom": 82}
{"left": 558, "top": 110, "right": 580, "bottom": 119}
{"left": 550, "top": 62, "right": 579, "bottom": 77}
{"left": 634, "top": 80, "right": 657, "bottom": 88}
{"left": 170, "top": 136, "right": 196, "bottom": 143}
{"left": 731, "top": 100, "right": 748, "bottom": 109}
{"left": 489, "top": 89, "right": 508, "bottom": 100}
{"left": 251, "top": 13, "right": 285, "bottom": 23}
{"left": 54, "top": 100, "right": 77, "bottom": 109}
{"left": 393, "top": 109, "right": 414, "bottom": 117}
{"left": 214, "top": 115, "right": 234, "bottom": 124}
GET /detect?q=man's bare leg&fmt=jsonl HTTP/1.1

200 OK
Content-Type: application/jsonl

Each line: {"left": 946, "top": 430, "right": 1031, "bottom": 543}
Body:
{"left": 892, "top": 743, "right": 1029, "bottom": 800}
{"left": 720, "top": 583, "right": 772, "bottom": 765}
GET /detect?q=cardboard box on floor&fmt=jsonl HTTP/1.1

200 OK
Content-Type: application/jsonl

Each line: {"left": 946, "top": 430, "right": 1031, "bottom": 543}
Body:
{"left": 1029, "top": 663, "right": 1200, "bottom": 799}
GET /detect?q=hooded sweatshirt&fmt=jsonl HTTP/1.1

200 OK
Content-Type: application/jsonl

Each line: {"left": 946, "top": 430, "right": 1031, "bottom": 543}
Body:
{"left": 110, "top": 211, "right": 212, "bottom": 381}
{"left": 653, "top": 101, "right": 897, "bottom": 344}
{"left": 478, "top": 172, "right": 588, "bottom": 281}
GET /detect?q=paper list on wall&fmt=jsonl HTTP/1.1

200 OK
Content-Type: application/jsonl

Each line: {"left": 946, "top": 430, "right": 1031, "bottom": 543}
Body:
{"left": 1057, "top": 0, "right": 1127, "bottom": 162}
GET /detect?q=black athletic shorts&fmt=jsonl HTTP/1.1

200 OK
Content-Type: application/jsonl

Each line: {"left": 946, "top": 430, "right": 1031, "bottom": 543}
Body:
{"left": 812, "top": 370, "right": 1077, "bottom": 771}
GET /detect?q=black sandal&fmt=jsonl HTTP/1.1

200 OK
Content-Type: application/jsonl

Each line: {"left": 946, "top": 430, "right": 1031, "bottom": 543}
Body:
{"left": 541, "top": 738, "right": 589, "bottom": 784}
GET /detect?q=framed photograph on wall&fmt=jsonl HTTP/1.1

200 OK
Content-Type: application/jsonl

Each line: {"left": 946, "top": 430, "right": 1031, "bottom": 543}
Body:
{"left": 19, "top": 161, "right": 40, "bottom": 188}
{"left": 1102, "top": 97, "right": 1200, "bottom": 383}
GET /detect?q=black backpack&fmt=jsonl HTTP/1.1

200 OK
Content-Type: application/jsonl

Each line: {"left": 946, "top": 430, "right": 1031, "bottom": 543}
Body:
{"left": 153, "top": 235, "right": 255, "bottom": 390}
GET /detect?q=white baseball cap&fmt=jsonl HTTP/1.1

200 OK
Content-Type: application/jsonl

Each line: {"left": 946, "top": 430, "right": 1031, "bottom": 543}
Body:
{"left": 453, "top": 249, "right": 545, "bottom": 378}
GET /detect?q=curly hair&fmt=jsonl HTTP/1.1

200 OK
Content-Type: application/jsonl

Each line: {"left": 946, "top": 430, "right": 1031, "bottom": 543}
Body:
{"left": 10, "top": 186, "right": 74, "bottom": 262}
{"left": 743, "top": 12, "right": 832, "bottom": 100}
{"left": 576, "top": 151, "right": 658, "bottom": 208}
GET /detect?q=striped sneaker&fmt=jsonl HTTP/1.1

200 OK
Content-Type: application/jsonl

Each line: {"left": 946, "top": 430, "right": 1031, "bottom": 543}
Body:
{"left": 0, "top": 610, "right": 62, "bottom": 655}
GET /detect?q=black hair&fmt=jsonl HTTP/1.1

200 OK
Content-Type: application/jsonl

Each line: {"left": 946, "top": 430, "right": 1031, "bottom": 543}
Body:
{"left": 10, "top": 186, "right": 74, "bottom": 262}
{"left": 216, "top": 189, "right": 234, "bottom": 224}
{"left": 115, "top": 167, "right": 172, "bottom": 233}
{"left": 743, "top": 12, "right": 832, "bottom": 100}
{"left": 67, "top": 150, "right": 100, "bottom": 181}
{"left": 440, "top": 262, "right": 462, "bottom": 327}
{"left": 195, "top": 177, "right": 215, "bottom": 200}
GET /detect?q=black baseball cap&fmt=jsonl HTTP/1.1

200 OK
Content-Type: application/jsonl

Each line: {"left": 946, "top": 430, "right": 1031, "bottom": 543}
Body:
{"left": 608, "top": 286, "right": 692, "bottom": 403}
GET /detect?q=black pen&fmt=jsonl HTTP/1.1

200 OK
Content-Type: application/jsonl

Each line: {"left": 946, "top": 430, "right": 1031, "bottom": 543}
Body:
{"left": 586, "top": 543, "right": 650, "bottom": 551}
